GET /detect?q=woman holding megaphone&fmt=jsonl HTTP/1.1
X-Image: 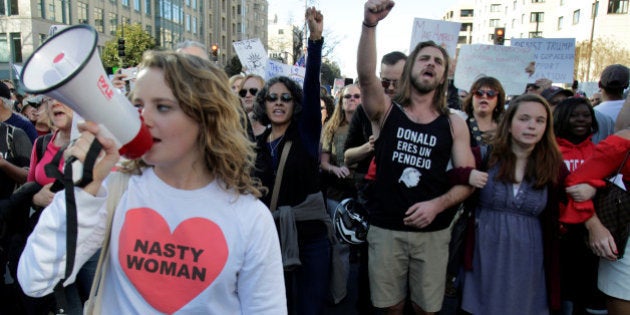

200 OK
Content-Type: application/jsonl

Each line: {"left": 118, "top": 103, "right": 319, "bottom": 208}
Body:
{"left": 17, "top": 51, "right": 286, "bottom": 314}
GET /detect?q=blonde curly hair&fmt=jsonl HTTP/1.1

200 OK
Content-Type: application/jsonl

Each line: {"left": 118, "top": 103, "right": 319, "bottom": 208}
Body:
{"left": 123, "top": 50, "right": 263, "bottom": 197}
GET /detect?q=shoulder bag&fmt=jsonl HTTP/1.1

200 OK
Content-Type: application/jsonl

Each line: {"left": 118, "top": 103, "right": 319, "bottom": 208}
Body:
{"left": 593, "top": 150, "right": 630, "bottom": 259}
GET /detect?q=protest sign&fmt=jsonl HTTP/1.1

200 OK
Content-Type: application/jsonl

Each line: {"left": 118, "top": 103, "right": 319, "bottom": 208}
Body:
{"left": 410, "top": 18, "right": 461, "bottom": 59}
{"left": 511, "top": 38, "right": 575, "bottom": 83}
{"left": 233, "top": 38, "right": 268, "bottom": 77}
{"left": 454, "top": 44, "right": 534, "bottom": 95}
{"left": 265, "top": 59, "right": 306, "bottom": 85}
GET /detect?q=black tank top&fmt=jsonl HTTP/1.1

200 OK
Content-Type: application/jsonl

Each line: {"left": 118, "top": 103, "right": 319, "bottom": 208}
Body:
{"left": 370, "top": 104, "right": 457, "bottom": 231}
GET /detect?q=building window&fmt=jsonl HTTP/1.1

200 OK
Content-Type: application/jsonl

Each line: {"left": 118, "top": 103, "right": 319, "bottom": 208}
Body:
{"left": 490, "top": 4, "right": 502, "bottom": 12}
{"left": 109, "top": 12, "right": 117, "bottom": 35}
{"left": 10, "top": 33, "right": 21, "bottom": 62}
{"left": 0, "top": 34, "right": 8, "bottom": 62}
{"left": 192, "top": 17, "right": 197, "bottom": 34}
{"left": 144, "top": 0, "right": 150, "bottom": 14}
{"left": 77, "top": 1, "right": 88, "bottom": 23}
{"left": 461, "top": 23, "right": 472, "bottom": 31}
{"left": 488, "top": 33, "right": 494, "bottom": 41}
{"left": 531, "top": 0, "right": 544, "bottom": 2}
{"left": 560, "top": 0, "right": 565, "bottom": 4}
{"left": 608, "top": 0, "right": 629, "bottom": 14}
{"left": 93, "top": 7, "right": 104, "bottom": 32}
{"left": 145, "top": 24, "right": 152, "bottom": 35}
{"left": 122, "top": 0, "right": 129, "bottom": 7}
{"left": 460, "top": 9, "right": 473, "bottom": 17}
{"left": 530, "top": 12, "right": 544, "bottom": 22}
{"left": 557, "top": 16, "right": 563, "bottom": 30}
{"left": 458, "top": 35, "right": 467, "bottom": 44}
{"left": 529, "top": 31, "right": 542, "bottom": 38}
{"left": 134, "top": 0, "right": 140, "bottom": 11}
{"left": 185, "top": 14, "right": 190, "bottom": 32}
{"left": 45, "top": 0, "right": 68, "bottom": 23}
{"left": 0, "top": 0, "right": 19, "bottom": 15}
{"left": 192, "top": 0, "right": 196, "bottom": 9}
{"left": 489, "top": 19, "right": 500, "bottom": 27}
{"left": 573, "top": 9, "right": 580, "bottom": 24}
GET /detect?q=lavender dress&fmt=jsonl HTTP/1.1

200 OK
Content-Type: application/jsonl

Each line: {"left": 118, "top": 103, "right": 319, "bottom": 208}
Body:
{"left": 462, "top": 165, "right": 550, "bottom": 315}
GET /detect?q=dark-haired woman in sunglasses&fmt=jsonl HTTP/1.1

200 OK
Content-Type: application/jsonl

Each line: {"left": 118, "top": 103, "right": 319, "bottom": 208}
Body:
{"left": 238, "top": 74, "right": 267, "bottom": 137}
{"left": 461, "top": 76, "right": 506, "bottom": 147}
{"left": 252, "top": 7, "right": 333, "bottom": 315}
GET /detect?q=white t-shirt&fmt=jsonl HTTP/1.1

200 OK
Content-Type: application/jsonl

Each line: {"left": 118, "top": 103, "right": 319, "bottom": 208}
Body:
{"left": 18, "top": 169, "right": 286, "bottom": 314}
{"left": 595, "top": 99, "right": 625, "bottom": 122}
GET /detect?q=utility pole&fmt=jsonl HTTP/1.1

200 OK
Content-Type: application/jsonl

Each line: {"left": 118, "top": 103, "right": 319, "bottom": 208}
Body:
{"left": 587, "top": 1, "right": 599, "bottom": 82}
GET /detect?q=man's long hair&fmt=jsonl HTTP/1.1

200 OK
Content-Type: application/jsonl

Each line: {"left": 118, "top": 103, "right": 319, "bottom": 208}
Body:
{"left": 393, "top": 41, "right": 450, "bottom": 116}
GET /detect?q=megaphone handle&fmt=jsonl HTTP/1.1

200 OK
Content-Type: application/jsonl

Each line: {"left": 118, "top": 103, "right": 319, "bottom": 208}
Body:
{"left": 45, "top": 139, "right": 103, "bottom": 192}
{"left": 67, "top": 139, "right": 102, "bottom": 188}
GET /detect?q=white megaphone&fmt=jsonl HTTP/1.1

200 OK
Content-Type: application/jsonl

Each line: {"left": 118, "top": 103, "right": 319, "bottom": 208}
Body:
{"left": 20, "top": 24, "right": 152, "bottom": 159}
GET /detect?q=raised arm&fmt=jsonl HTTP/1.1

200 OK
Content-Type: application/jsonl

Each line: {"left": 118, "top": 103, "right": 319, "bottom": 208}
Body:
{"left": 357, "top": 0, "right": 394, "bottom": 126}
{"left": 299, "top": 7, "right": 324, "bottom": 159}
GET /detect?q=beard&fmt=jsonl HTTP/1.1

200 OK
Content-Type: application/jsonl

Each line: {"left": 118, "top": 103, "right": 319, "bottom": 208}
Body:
{"left": 411, "top": 73, "right": 441, "bottom": 94}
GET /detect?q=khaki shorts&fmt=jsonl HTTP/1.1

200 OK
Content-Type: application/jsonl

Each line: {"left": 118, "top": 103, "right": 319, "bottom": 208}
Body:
{"left": 367, "top": 225, "right": 451, "bottom": 312}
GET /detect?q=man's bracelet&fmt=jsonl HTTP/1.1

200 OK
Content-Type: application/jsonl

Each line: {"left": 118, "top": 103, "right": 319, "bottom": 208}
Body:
{"left": 362, "top": 21, "right": 377, "bottom": 28}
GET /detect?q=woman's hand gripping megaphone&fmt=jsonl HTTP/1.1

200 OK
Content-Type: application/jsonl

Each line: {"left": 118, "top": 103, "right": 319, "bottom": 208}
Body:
{"left": 64, "top": 121, "right": 120, "bottom": 196}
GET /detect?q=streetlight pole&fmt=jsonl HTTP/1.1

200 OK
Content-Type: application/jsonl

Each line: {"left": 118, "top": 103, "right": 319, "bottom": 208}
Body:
{"left": 587, "top": 1, "right": 599, "bottom": 82}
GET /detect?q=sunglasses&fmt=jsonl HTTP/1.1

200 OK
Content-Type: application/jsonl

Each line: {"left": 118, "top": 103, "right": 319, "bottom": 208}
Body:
{"left": 238, "top": 88, "right": 259, "bottom": 97}
{"left": 343, "top": 93, "right": 361, "bottom": 99}
{"left": 9, "top": 88, "right": 15, "bottom": 93}
{"left": 266, "top": 93, "right": 293, "bottom": 103}
{"left": 474, "top": 89, "right": 498, "bottom": 98}
{"left": 381, "top": 79, "right": 398, "bottom": 89}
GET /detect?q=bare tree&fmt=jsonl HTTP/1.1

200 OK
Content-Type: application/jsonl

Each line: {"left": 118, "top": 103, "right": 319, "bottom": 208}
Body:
{"left": 575, "top": 37, "right": 630, "bottom": 82}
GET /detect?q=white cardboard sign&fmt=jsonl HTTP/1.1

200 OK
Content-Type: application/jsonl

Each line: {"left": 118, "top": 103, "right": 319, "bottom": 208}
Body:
{"left": 233, "top": 38, "right": 268, "bottom": 77}
{"left": 454, "top": 44, "right": 535, "bottom": 96}
{"left": 510, "top": 38, "right": 575, "bottom": 83}
{"left": 409, "top": 18, "right": 461, "bottom": 59}
{"left": 265, "top": 59, "right": 306, "bottom": 85}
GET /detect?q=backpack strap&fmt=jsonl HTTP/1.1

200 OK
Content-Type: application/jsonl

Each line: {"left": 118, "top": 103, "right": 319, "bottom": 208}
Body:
{"left": 35, "top": 133, "right": 53, "bottom": 163}
{"left": 5, "top": 124, "right": 14, "bottom": 160}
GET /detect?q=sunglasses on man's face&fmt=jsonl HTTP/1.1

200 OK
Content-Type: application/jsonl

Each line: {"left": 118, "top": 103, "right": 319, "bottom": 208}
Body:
{"left": 381, "top": 78, "right": 398, "bottom": 89}
{"left": 238, "top": 88, "right": 259, "bottom": 98}
{"left": 266, "top": 93, "right": 293, "bottom": 103}
{"left": 343, "top": 93, "right": 361, "bottom": 100}
{"left": 474, "top": 89, "right": 498, "bottom": 98}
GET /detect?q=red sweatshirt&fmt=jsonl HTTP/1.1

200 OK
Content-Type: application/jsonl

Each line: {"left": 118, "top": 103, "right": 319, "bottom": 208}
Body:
{"left": 562, "top": 135, "right": 630, "bottom": 223}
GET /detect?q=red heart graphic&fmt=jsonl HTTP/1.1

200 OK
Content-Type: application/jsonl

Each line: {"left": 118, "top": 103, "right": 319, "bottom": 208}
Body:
{"left": 119, "top": 208, "right": 228, "bottom": 314}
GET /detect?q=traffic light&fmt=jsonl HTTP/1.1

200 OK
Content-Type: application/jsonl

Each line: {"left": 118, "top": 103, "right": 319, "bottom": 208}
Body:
{"left": 211, "top": 44, "right": 219, "bottom": 59}
{"left": 493, "top": 27, "right": 505, "bottom": 45}
{"left": 118, "top": 38, "right": 126, "bottom": 57}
